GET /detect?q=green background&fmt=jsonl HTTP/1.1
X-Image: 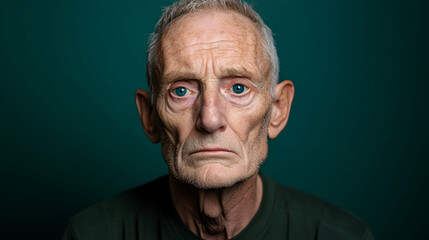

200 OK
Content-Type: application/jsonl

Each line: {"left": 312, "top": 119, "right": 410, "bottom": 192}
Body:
{"left": 1, "top": 0, "right": 428, "bottom": 239}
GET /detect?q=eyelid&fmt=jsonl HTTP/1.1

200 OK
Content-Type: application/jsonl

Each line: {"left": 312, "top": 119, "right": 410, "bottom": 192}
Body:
{"left": 224, "top": 78, "right": 254, "bottom": 91}
{"left": 242, "top": 78, "right": 259, "bottom": 88}
{"left": 228, "top": 77, "right": 261, "bottom": 89}
{"left": 169, "top": 81, "right": 199, "bottom": 97}
{"left": 171, "top": 80, "right": 199, "bottom": 88}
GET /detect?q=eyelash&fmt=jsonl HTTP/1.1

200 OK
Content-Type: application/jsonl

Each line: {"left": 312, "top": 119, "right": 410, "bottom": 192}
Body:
{"left": 170, "top": 84, "right": 199, "bottom": 99}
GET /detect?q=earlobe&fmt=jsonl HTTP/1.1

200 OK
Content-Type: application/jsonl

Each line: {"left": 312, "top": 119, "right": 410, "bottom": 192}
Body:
{"left": 268, "top": 80, "right": 295, "bottom": 139}
{"left": 135, "top": 89, "right": 161, "bottom": 143}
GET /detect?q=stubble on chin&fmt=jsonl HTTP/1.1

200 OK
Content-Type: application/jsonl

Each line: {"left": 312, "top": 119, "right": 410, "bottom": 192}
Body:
{"left": 159, "top": 108, "right": 272, "bottom": 190}
{"left": 160, "top": 137, "right": 268, "bottom": 190}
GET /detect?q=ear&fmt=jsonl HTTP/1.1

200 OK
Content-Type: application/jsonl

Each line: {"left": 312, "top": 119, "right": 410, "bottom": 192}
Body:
{"left": 135, "top": 89, "right": 161, "bottom": 143}
{"left": 268, "top": 80, "right": 295, "bottom": 139}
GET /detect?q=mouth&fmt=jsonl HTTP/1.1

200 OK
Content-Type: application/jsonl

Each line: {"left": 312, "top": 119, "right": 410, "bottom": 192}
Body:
{"left": 190, "top": 148, "right": 234, "bottom": 155}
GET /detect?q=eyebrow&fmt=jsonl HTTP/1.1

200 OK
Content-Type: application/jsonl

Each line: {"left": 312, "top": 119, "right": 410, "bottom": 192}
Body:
{"left": 222, "top": 66, "right": 255, "bottom": 79}
{"left": 161, "top": 66, "right": 262, "bottom": 85}
{"left": 221, "top": 66, "right": 264, "bottom": 88}
{"left": 162, "top": 72, "right": 200, "bottom": 83}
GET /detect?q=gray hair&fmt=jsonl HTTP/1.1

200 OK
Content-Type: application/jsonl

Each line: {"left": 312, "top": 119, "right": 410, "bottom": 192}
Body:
{"left": 146, "top": 0, "right": 279, "bottom": 103}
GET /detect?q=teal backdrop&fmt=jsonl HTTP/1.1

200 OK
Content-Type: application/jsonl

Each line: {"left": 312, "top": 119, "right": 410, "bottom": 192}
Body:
{"left": 1, "top": 0, "right": 428, "bottom": 239}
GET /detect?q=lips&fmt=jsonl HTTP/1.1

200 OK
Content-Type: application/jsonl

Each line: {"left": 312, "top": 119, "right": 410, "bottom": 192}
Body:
{"left": 190, "top": 148, "right": 234, "bottom": 154}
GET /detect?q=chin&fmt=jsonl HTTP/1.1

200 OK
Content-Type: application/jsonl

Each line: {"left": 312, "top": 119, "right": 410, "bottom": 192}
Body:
{"left": 174, "top": 163, "right": 257, "bottom": 189}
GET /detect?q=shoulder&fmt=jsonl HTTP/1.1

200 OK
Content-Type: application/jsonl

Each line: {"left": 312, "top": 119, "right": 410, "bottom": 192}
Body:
{"left": 264, "top": 175, "right": 373, "bottom": 239}
{"left": 64, "top": 175, "right": 170, "bottom": 238}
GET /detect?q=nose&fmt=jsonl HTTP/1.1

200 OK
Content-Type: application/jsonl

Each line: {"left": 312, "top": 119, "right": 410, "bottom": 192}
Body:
{"left": 196, "top": 87, "right": 226, "bottom": 133}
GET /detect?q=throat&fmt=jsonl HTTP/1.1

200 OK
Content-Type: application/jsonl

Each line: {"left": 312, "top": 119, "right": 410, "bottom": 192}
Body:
{"left": 169, "top": 173, "right": 263, "bottom": 239}
{"left": 199, "top": 214, "right": 227, "bottom": 238}
{"left": 198, "top": 190, "right": 227, "bottom": 236}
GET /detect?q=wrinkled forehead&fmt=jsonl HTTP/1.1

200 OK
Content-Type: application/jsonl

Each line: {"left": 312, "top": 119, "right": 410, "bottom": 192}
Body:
{"left": 160, "top": 9, "right": 268, "bottom": 78}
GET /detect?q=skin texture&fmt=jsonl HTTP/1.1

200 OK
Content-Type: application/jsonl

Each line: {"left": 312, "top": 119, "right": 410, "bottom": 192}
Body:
{"left": 158, "top": 10, "right": 272, "bottom": 189}
{"left": 136, "top": 9, "right": 294, "bottom": 240}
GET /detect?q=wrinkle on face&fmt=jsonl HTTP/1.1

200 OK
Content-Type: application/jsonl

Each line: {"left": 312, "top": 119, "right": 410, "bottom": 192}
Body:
{"left": 156, "top": 10, "right": 273, "bottom": 189}
{"left": 161, "top": 11, "right": 266, "bottom": 84}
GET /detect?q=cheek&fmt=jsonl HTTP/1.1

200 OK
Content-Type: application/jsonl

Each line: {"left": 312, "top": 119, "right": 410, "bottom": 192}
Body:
{"left": 156, "top": 96, "right": 195, "bottom": 143}
{"left": 245, "top": 110, "right": 270, "bottom": 159}
{"left": 228, "top": 102, "right": 270, "bottom": 143}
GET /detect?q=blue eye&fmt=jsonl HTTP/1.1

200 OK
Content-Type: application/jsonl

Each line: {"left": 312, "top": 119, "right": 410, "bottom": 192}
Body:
{"left": 174, "top": 87, "right": 188, "bottom": 97}
{"left": 231, "top": 84, "right": 248, "bottom": 94}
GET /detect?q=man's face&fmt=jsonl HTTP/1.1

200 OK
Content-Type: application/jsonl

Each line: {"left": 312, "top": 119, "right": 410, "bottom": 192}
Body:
{"left": 155, "top": 10, "right": 273, "bottom": 189}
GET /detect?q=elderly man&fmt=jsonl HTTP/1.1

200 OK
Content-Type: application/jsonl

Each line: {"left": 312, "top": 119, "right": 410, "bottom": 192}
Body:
{"left": 62, "top": 0, "right": 374, "bottom": 239}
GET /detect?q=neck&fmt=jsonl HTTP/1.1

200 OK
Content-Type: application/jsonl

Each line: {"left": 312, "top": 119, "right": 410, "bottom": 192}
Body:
{"left": 169, "top": 173, "right": 263, "bottom": 240}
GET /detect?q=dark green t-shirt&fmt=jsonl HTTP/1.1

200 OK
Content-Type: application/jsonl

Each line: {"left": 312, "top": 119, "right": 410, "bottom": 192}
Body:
{"left": 62, "top": 174, "right": 374, "bottom": 240}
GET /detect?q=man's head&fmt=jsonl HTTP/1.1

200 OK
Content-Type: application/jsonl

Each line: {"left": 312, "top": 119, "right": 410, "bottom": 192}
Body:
{"left": 136, "top": 0, "right": 294, "bottom": 189}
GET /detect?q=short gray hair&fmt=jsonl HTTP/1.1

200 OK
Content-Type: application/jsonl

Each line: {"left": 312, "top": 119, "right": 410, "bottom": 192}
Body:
{"left": 146, "top": 0, "right": 279, "bottom": 102}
